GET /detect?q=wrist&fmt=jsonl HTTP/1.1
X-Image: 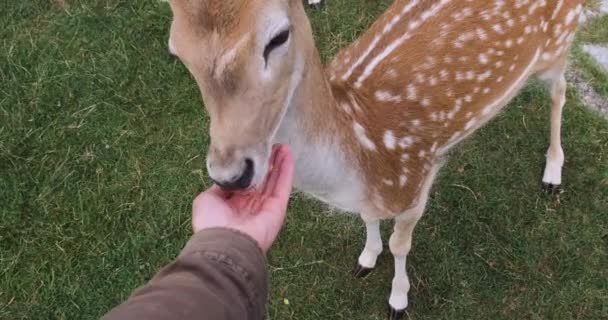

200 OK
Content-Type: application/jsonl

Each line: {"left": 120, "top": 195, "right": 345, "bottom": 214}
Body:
{"left": 189, "top": 227, "right": 266, "bottom": 256}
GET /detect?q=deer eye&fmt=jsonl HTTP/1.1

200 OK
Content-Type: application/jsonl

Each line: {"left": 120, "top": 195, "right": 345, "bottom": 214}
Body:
{"left": 263, "top": 29, "right": 290, "bottom": 62}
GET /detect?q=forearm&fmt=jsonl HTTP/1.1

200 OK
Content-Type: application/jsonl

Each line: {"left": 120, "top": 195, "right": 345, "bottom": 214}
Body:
{"left": 102, "top": 228, "right": 268, "bottom": 320}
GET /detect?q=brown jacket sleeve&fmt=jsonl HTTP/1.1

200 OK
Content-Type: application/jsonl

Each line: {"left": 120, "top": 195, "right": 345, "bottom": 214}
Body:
{"left": 101, "top": 227, "right": 268, "bottom": 320}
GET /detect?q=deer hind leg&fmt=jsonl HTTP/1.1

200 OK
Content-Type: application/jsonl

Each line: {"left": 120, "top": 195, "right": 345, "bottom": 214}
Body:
{"left": 353, "top": 215, "right": 383, "bottom": 278}
{"left": 387, "top": 167, "right": 438, "bottom": 319}
{"left": 538, "top": 62, "right": 567, "bottom": 194}
{"left": 386, "top": 212, "right": 422, "bottom": 319}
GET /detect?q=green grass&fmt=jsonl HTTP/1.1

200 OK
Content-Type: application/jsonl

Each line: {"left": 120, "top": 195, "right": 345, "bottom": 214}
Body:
{"left": 579, "top": 14, "right": 608, "bottom": 45}
{"left": 573, "top": 12, "right": 608, "bottom": 97}
{"left": 1, "top": 1, "right": 607, "bottom": 319}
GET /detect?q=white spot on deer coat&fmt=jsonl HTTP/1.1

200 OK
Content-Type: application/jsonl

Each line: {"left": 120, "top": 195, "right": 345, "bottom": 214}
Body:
{"left": 479, "top": 53, "right": 489, "bottom": 64}
{"left": 375, "top": 90, "right": 402, "bottom": 103}
{"left": 478, "top": 70, "right": 492, "bottom": 81}
{"left": 492, "top": 24, "right": 505, "bottom": 34}
{"left": 551, "top": 0, "right": 564, "bottom": 19}
{"left": 399, "top": 175, "right": 408, "bottom": 187}
{"left": 387, "top": 68, "right": 398, "bottom": 79}
{"left": 406, "top": 84, "right": 417, "bottom": 100}
{"left": 564, "top": 9, "right": 578, "bottom": 25}
{"left": 421, "top": 97, "right": 431, "bottom": 107}
{"left": 476, "top": 27, "right": 488, "bottom": 40}
{"left": 353, "top": 122, "right": 376, "bottom": 151}
{"left": 384, "top": 130, "right": 397, "bottom": 150}
{"left": 398, "top": 136, "right": 415, "bottom": 149}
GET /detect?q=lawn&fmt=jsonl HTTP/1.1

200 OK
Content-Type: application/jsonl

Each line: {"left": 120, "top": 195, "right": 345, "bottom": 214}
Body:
{"left": 1, "top": 1, "right": 607, "bottom": 319}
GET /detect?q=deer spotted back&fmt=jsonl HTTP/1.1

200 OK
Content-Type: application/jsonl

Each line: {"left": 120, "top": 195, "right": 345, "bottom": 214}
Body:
{"left": 327, "top": 0, "right": 584, "bottom": 214}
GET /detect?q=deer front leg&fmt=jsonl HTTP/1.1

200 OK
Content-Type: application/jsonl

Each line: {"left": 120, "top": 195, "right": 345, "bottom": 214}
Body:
{"left": 386, "top": 167, "right": 437, "bottom": 320}
{"left": 353, "top": 216, "right": 383, "bottom": 278}
{"left": 541, "top": 67, "right": 567, "bottom": 194}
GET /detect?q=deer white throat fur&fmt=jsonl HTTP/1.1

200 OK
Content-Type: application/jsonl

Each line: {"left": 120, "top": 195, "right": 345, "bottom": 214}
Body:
{"left": 166, "top": 0, "right": 585, "bottom": 318}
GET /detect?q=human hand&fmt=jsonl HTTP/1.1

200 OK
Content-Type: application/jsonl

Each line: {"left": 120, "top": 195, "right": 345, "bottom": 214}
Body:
{"left": 191, "top": 144, "right": 295, "bottom": 253}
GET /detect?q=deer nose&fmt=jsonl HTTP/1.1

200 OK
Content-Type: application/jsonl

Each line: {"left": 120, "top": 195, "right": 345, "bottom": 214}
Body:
{"left": 212, "top": 158, "right": 254, "bottom": 191}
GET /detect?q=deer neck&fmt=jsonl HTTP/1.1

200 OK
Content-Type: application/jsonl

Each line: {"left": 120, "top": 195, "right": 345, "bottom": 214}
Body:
{"left": 277, "top": 55, "right": 343, "bottom": 143}
{"left": 273, "top": 35, "right": 365, "bottom": 212}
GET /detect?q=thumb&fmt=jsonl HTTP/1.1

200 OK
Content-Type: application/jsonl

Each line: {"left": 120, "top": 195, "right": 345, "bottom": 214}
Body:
{"left": 256, "top": 146, "right": 294, "bottom": 239}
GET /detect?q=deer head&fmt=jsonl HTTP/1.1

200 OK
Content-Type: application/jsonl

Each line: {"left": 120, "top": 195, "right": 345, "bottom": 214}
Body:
{"left": 167, "top": 0, "right": 307, "bottom": 191}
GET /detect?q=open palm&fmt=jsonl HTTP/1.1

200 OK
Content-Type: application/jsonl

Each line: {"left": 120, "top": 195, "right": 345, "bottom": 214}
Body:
{"left": 192, "top": 144, "right": 295, "bottom": 252}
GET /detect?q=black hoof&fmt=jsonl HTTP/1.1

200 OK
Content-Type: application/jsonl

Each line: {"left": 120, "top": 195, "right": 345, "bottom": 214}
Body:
{"left": 542, "top": 182, "right": 562, "bottom": 194}
{"left": 308, "top": 2, "right": 324, "bottom": 9}
{"left": 352, "top": 264, "right": 374, "bottom": 278}
{"left": 387, "top": 305, "right": 406, "bottom": 320}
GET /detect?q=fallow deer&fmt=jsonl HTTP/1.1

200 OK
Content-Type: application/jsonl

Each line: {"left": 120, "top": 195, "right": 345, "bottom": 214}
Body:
{"left": 166, "top": 0, "right": 586, "bottom": 318}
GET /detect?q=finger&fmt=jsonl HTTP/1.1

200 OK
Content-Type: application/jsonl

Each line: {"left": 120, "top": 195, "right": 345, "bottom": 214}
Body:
{"left": 260, "top": 144, "right": 282, "bottom": 196}
{"left": 261, "top": 144, "right": 288, "bottom": 197}
{"left": 193, "top": 185, "right": 227, "bottom": 213}
{"left": 259, "top": 203, "right": 288, "bottom": 249}
{"left": 254, "top": 146, "right": 294, "bottom": 250}
{"left": 270, "top": 143, "right": 281, "bottom": 169}
{"left": 204, "top": 184, "right": 232, "bottom": 199}
{"left": 261, "top": 143, "right": 288, "bottom": 196}
{"left": 271, "top": 143, "right": 281, "bottom": 156}
{"left": 269, "top": 144, "right": 295, "bottom": 204}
